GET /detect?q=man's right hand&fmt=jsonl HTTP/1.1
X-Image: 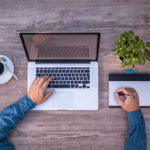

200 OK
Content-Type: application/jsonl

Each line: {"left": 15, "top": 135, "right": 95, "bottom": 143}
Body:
{"left": 27, "top": 76, "right": 55, "bottom": 105}
{"left": 115, "top": 88, "right": 140, "bottom": 112}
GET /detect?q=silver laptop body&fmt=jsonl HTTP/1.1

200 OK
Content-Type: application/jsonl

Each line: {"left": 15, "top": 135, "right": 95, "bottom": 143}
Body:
{"left": 20, "top": 33, "right": 100, "bottom": 110}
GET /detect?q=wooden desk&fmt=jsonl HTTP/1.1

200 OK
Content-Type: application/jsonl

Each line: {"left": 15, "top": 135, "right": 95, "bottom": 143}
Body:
{"left": 0, "top": 0, "right": 150, "bottom": 149}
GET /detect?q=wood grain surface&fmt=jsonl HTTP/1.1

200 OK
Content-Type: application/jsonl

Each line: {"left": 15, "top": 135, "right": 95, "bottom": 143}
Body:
{"left": 0, "top": 0, "right": 150, "bottom": 149}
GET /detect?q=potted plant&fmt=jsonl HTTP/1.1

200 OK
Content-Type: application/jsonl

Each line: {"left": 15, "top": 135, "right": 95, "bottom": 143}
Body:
{"left": 112, "top": 31, "right": 150, "bottom": 68}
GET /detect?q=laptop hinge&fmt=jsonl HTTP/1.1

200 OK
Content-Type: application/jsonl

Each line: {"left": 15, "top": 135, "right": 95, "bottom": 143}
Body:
{"left": 35, "top": 60, "right": 90, "bottom": 64}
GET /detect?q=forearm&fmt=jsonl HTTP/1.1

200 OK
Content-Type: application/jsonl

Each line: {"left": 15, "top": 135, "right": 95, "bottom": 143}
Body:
{"left": 125, "top": 110, "right": 147, "bottom": 150}
{"left": 0, "top": 96, "right": 35, "bottom": 141}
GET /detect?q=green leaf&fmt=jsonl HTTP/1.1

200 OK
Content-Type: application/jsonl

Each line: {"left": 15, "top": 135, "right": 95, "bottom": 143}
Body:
{"left": 115, "top": 52, "right": 121, "bottom": 58}
{"left": 128, "top": 31, "right": 134, "bottom": 36}
{"left": 127, "top": 47, "right": 132, "bottom": 52}
{"left": 132, "top": 49, "right": 136, "bottom": 53}
{"left": 132, "top": 57, "right": 137, "bottom": 63}
{"left": 120, "top": 61, "right": 126, "bottom": 67}
{"left": 131, "top": 57, "right": 138, "bottom": 64}
{"left": 145, "top": 55, "right": 150, "bottom": 61}
{"left": 140, "top": 56, "right": 145, "bottom": 65}
{"left": 146, "top": 42, "right": 150, "bottom": 47}
{"left": 125, "top": 58, "right": 132, "bottom": 64}
{"left": 119, "top": 48, "right": 123, "bottom": 51}
{"left": 141, "top": 49, "right": 144, "bottom": 53}
{"left": 136, "top": 42, "right": 142, "bottom": 49}
{"left": 132, "top": 64, "right": 135, "bottom": 68}
{"left": 135, "top": 36, "right": 139, "bottom": 42}
{"left": 139, "top": 40, "right": 144, "bottom": 48}
{"left": 144, "top": 49, "right": 150, "bottom": 61}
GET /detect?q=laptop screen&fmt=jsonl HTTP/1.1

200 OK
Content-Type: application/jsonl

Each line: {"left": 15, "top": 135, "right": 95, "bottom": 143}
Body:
{"left": 20, "top": 33, "right": 100, "bottom": 61}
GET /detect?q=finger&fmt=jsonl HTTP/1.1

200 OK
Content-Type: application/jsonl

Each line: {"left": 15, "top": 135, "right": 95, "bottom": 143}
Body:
{"left": 126, "top": 88, "right": 139, "bottom": 101}
{"left": 42, "top": 76, "right": 53, "bottom": 90}
{"left": 32, "top": 77, "right": 39, "bottom": 85}
{"left": 34, "top": 77, "right": 40, "bottom": 84}
{"left": 115, "top": 92, "right": 124, "bottom": 106}
{"left": 43, "top": 89, "right": 55, "bottom": 101}
{"left": 117, "top": 88, "right": 129, "bottom": 94}
{"left": 124, "top": 88, "right": 138, "bottom": 99}
{"left": 38, "top": 76, "right": 49, "bottom": 87}
{"left": 126, "top": 88, "right": 137, "bottom": 94}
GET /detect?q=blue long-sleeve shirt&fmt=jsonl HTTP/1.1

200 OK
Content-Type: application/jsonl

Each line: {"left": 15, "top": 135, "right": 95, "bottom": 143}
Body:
{"left": 125, "top": 110, "right": 147, "bottom": 150}
{"left": 0, "top": 96, "right": 35, "bottom": 150}
{"left": 0, "top": 96, "right": 147, "bottom": 150}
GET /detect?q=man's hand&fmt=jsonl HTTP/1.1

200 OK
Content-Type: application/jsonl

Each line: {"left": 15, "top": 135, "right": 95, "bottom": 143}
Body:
{"left": 27, "top": 76, "right": 55, "bottom": 104}
{"left": 115, "top": 88, "right": 139, "bottom": 112}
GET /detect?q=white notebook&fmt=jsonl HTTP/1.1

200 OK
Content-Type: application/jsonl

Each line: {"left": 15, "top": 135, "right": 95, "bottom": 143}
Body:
{"left": 109, "top": 74, "right": 150, "bottom": 107}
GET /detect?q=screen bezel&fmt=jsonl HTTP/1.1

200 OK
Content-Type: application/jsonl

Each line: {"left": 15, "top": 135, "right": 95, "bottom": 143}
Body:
{"left": 20, "top": 32, "right": 100, "bottom": 62}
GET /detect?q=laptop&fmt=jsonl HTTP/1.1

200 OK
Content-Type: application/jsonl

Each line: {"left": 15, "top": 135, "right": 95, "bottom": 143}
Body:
{"left": 109, "top": 73, "right": 150, "bottom": 107}
{"left": 20, "top": 33, "right": 100, "bottom": 110}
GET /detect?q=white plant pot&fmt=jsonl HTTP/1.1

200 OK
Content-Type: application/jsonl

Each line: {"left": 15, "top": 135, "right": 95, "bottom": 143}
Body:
{"left": 118, "top": 57, "right": 123, "bottom": 62}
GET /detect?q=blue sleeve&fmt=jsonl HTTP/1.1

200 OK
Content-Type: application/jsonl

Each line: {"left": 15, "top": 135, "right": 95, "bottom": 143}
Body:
{"left": 0, "top": 96, "right": 35, "bottom": 150}
{"left": 125, "top": 110, "right": 147, "bottom": 150}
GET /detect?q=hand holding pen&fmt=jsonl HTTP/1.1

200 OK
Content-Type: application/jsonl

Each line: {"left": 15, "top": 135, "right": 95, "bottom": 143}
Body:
{"left": 118, "top": 92, "right": 135, "bottom": 100}
{"left": 115, "top": 88, "right": 139, "bottom": 112}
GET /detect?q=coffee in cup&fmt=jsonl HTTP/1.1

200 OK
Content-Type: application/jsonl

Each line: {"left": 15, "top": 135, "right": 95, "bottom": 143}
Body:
{"left": 0, "top": 62, "right": 4, "bottom": 75}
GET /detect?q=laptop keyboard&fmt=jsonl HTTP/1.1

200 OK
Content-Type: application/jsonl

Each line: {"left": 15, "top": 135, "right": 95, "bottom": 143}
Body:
{"left": 36, "top": 67, "right": 90, "bottom": 88}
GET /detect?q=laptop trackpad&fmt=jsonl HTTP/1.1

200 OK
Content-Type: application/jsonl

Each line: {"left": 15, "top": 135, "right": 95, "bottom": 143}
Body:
{"left": 52, "top": 91, "right": 73, "bottom": 108}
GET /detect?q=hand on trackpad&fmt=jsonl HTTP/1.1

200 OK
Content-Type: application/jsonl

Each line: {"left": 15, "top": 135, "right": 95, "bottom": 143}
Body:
{"left": 52, "top": 91, "right": 73, "bottom": 108}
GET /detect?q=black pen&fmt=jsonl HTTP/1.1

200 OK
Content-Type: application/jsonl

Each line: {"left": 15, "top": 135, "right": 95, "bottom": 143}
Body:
{"left": 118, "top": 92, "right": 135, "bottom": 99}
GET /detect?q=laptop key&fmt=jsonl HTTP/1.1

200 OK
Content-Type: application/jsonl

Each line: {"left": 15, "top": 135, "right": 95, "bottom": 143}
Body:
{"left": 52, "top": 85, "right": 70, "bottom": 88}
{"left": 63, "top": 81, "right": 66, "bottom": 84}
{"left": 85, "top": 70, "right": 90, "bottom": 73}
{"left": 76, "top": 85, "right": 78, "bottom": 88}
{"left": 82, "top": 81, "right": 90, "bottom": 84}
{"left": 71, "top": 85, "right": 74, "bottom": 88}
{"left": 48, "top": 84, "right": 51, "bottom": 88}
{"left": 54, "top": 77, "right": 57, "bottom": 80}
{"left": 65, "top": 77, "right": 68, "bottom": 80}
{"left": 69, "top": 77, "right": 72, "bottom": 80}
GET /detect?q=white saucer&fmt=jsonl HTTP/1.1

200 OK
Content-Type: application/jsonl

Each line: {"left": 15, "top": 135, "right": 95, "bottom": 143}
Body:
{"left": 0, "top": 55, "right": 14, "bottom": 84}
